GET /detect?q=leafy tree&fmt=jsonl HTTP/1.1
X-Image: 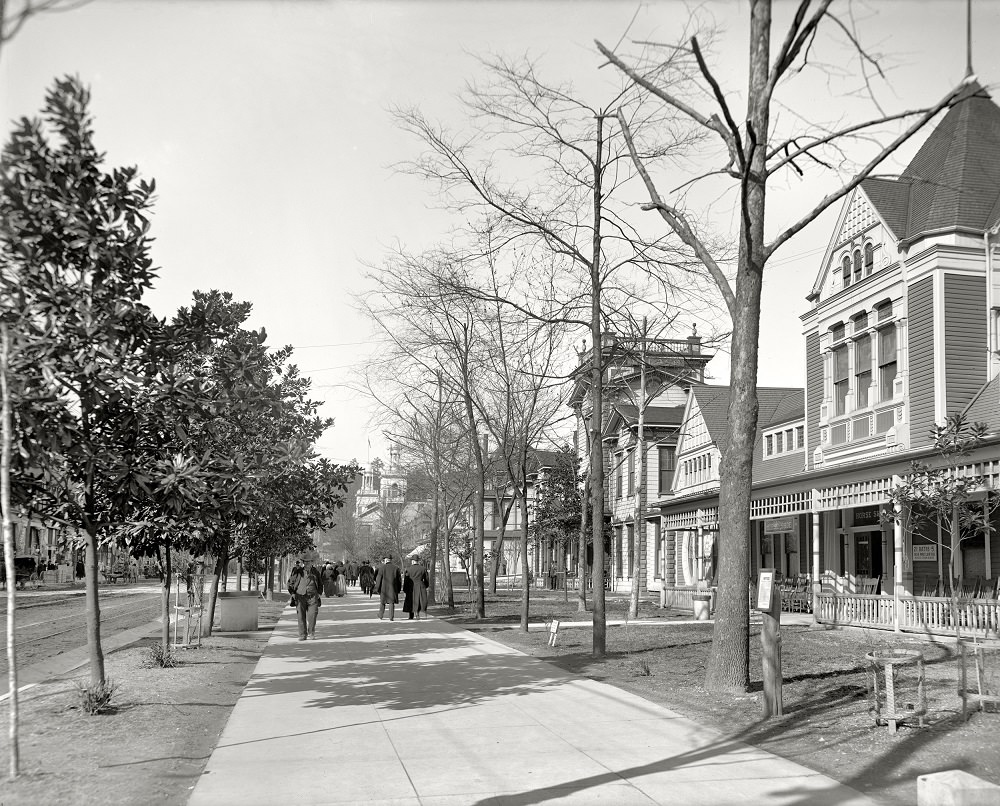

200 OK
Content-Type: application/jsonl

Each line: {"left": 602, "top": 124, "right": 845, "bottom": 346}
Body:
{"left": 529, "top": 446, "right": 580, "bottom": 582}
{"left": 0, "top": 76, "right": 165, "bottom": 688}
{"left": 885, "top": 413, "right": 998, "bottom": 638}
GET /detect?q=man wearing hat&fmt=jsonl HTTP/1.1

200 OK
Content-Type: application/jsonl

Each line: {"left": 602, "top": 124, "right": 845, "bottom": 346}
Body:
{"left": 373, "top": 555, "right": 402, "bottom": 621}
{"left": 287, "top": 550, "right": 323, "bottom": 640}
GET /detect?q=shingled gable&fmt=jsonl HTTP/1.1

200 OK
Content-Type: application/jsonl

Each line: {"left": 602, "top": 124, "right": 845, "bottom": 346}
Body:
{"left": 862, "top": 80, "right": 1000, "bottom": 246}
{"left": 688, "top": 386, "right": 803, "bottom": 460}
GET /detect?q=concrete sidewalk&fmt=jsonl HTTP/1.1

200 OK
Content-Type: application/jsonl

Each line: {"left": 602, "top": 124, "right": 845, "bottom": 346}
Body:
{"left": 189, "top": 593, "right": 875, "bottom": 806}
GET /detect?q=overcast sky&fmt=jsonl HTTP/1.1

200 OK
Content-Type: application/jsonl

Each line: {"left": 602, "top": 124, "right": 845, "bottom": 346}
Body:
{"left": 1, "top": 0, "right": 995, "bottom": 467}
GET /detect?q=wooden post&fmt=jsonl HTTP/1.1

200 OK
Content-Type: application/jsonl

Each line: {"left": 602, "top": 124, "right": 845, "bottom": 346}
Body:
{"left": 756, "top": 568, "right": 783, "bottom": 717}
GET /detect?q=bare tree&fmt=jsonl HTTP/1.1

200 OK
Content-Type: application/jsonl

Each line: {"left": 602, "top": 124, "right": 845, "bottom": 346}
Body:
{"left": 393, "top": 54, "right": 719, "bottom": 656}
{"left": 597, "top": 0, "right": 971, "bottom": 691}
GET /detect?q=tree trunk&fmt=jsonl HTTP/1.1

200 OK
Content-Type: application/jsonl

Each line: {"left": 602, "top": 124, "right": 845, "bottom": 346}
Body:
{"left": 520, "top": 486, "right": 530, "bottom": 631}
{"left": 265, "top": 554, "right": 274, "bottom": 600}
{"left": 578, "top": 473, "right": 589, "bottom": 613}
{"left": 442, "top": 530, "right": 454, "bottom": 608}
{"left": 629, "top": 327, "right": 647, "bottom": 619}
{"left": 83, "top": 524, "right": 105, "bottom": 687}
{"left": 705, "top": 0, "right": 770, "bottom": 693}
{"left": 204, "top": 551, "right": 226, "bottom": 638}
{"left": 160, "top": 538, "right": 171, "bottom": 651}
{"left": 590, "top": 115, "right": 607, "bottom": 657}
{"left": 1, "top": 323, "right": 21, "bottom": 779}
{"left": 428, "top": 485, "right": 440, "bottom": 605}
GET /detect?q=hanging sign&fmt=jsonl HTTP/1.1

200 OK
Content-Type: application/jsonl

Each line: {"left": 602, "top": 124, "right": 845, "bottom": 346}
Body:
{"left": 764, "top": 517, "right": 797, "bottom": 535}
{"left": 853, "top": 505, "right": 882, "bottom": 527}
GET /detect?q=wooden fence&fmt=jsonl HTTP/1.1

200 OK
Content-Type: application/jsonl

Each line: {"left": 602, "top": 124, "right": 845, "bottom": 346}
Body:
{"left": 815, "top": 592, "right": 1000, "bottom": 639}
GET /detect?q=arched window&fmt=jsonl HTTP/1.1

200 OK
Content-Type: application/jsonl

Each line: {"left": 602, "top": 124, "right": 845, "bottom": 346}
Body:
{"left": 864, "top": 242, "right": 874, "bottom": 274}
{"left": 853, "top": 249, "right": 862, "bottom": 283}
{"left": 842, "top": 255, "right": 852, "bottom": 287}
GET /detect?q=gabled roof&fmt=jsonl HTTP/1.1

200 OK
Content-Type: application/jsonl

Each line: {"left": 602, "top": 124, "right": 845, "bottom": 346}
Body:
{"left": 862, "top": 80, "right": 1000, "bottom": 245}
{"left": 688, "top": 386, "right": 803, "bottom": 458}
{"left": 605, "top": 403, "right": 686, "bottom": 433}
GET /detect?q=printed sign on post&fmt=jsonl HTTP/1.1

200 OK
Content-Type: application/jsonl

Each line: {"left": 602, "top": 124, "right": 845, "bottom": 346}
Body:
{"left": 756, "top": 569, "right": 775, "bottom": 611}
{"left": 912, "top": 544, "right": 938, "bottom": 562}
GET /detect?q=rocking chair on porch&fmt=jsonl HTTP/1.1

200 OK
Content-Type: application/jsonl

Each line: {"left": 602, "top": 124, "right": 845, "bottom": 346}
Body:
{"left": 858, "top": 575, "right": 881, "bottom": 595}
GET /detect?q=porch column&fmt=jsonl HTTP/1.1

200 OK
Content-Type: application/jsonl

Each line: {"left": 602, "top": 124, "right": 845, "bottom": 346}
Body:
{"left": 811, "top": 493, "right": 820, "bottom": 619}
{"left": 893, "top": 480, "right": 904, "bottom": 633}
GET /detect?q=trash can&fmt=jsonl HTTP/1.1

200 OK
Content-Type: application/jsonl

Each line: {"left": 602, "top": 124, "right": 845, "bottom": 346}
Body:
{"left": 215, "top": 591, "right": 259, "bottom": 631}
{"left": 692, "top": 592, "right": 712, "bottom": 621}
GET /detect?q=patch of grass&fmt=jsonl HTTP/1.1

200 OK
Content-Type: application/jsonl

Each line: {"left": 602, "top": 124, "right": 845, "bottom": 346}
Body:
{"left": 74, "top": 678, "right": 120, "bottom": 714}
{"left": 143, "top": 642, "right": 178, "bottom": 668}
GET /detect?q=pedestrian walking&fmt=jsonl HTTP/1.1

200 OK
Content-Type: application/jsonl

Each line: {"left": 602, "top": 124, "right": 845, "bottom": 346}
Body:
{"left": 346, "top": 559, "right": 358, "bottom": 587}
{"left": 287, "top": 552, "right": 323, "bottom": 640}
{"left": 405, "top": 557, "right": 429, "bottom": 620}
{"left": 373, "top": 555, "right": 401, "bottom": 620}
{"left": 320, "top": 561, "right": 337, "bottom": 598}
{"left": 359, "top": 560, "right": 375, "bottom": 596}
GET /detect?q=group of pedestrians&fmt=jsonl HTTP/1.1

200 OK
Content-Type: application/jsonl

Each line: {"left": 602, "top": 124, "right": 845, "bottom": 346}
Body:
{"left": 372, "top": 555, "right": 429, "bottom": 621}
{"left": 287, "top": 553, "right": 430, "bottom": 639}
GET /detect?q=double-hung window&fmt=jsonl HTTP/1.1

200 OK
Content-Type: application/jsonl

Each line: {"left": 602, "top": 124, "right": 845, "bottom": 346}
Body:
{"left": 879, "top": 323, "right": 897, "bottom": 401}
{"left": 855, "top": 333, "right": 872, "bottom": 409}
{"left": 833, "top": 343, "right": 850, "bottom": 416}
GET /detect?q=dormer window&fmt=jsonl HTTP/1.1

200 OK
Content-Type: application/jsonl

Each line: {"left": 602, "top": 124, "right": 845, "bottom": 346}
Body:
{"left": 842, "top": 255, "right": 852, "bottom": 287}
{"left": 853, "top": 249, "right": 862, "bottom": 284}
{"left": 864, "top": 242, "right": 874, "bottom": 274}
{"left": 762, "top": 424, "right": 805, "bottom": 460}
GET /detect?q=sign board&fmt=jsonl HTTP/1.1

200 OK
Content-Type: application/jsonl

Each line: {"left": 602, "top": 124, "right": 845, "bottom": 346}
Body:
{"left": 853, "top": 505, "right": 882, "bottom": 527}
{"left": 755, "top": 569, "right": 775, "bottom": 611}
{"left": 912, "top": 544, "right": 938, "bottom": 562}
{"left": 547, "top": 619, "right": 561, "bottom": 647}
{"left": 763, "top": 517, "right": 797, "bottom": 535}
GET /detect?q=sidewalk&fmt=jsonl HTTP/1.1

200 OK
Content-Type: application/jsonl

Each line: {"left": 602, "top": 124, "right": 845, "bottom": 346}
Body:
{"left": 189, "top": 593, "right": 876, "bottom": 806}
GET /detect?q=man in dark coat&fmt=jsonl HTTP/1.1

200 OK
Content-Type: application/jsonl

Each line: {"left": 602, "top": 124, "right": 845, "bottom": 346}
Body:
{"left": 373, "top": 555, "right": 402, "bottom": 621}
{"left": 287, "top": 552, "right": 323, "bottom": 640}
{"left": 404, "top": 557, "right": 430, "bottom": 620}
{"left": 358, "top": 561, "right": 375, "bottom": 596}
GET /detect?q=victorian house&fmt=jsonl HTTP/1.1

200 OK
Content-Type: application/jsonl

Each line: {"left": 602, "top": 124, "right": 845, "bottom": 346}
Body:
{"left": 654, "top": 78, "right": 1000, "bottom": 634}
{"left": 568, "top": 328, "right": 714, "bottom": 592}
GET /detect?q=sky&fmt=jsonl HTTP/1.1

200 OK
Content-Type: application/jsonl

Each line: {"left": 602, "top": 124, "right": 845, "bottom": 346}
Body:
{"left": 1, "top": 0, "right": 996, "bottom": 467}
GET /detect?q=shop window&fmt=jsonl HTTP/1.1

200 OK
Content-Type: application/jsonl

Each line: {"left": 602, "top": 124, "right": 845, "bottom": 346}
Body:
{"left": 855, "top": 333, "right": 872, "bottom": 409}
{"left": 879, "top": 324, "right": 897, "bottom": 401}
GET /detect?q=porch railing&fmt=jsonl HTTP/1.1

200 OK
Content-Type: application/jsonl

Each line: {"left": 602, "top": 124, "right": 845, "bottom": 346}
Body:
{"left": 815, "top": 592, "right": 1000, "bottom": 639}
{"left": 815, "top": 592, "right": 895, "bottom": 628}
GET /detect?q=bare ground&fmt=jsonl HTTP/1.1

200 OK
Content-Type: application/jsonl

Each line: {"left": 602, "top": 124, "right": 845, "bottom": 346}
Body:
{"left": 0, "top": 601, "right": 284, "bottom": 805}
{"left": 0, "top": 591, "right": 997, "bottom": 806}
